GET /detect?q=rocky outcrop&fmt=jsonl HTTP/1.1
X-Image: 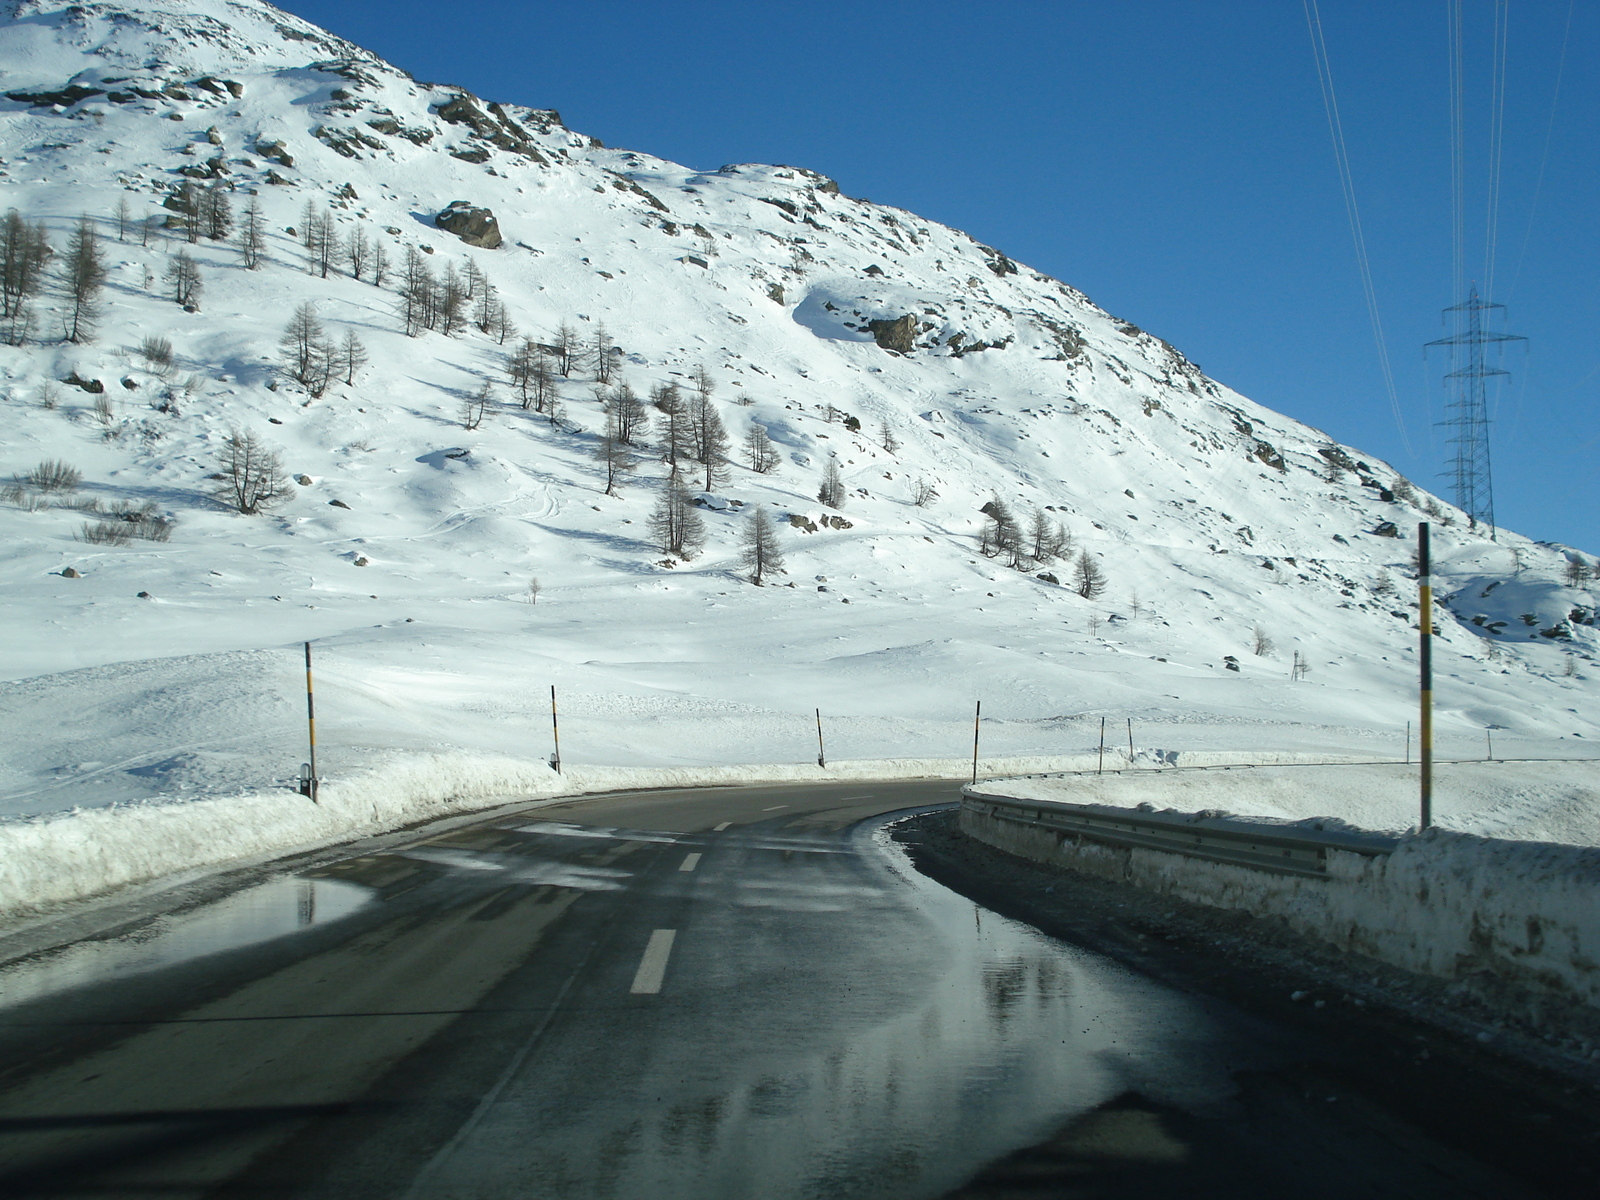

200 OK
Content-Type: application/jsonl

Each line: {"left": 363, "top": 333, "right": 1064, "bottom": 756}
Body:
{"left": 435, "top": 93, "right": 548, "bottom": 163}
{"left": 867, "top": 314, "right": 918, "bottom": 354}
{"left": 5, "top": 85, "right": 102, "bottom": 108}
{"left": 435, "top": 201, "right": 502, "bottom": 249}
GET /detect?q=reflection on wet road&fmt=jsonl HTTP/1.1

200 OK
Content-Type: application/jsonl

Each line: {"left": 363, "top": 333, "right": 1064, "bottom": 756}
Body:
{"left": 0, "top": 781, "right": 1535, "bottom": 1198}
{"left": 0, "top": 877, "right": 371, "bottom": 1013}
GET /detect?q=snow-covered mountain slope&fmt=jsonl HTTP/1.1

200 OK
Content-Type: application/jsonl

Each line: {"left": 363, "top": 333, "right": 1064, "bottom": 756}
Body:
{"left": 1, "top": 0, "right": 1595, "bottom": 821}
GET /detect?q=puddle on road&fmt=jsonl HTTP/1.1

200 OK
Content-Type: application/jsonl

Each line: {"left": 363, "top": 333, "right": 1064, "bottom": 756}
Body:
{"left": 399, "top": 846, "right": 634, "bottom": 890}
{"left": 514, "top": 821, "right": 679, "bottom": 844}
{"left": 425, "top": 818, "right": 1296, "bottom": 1200}
{"left": 0, "top": 876, "right": 371, "bottom": 1012}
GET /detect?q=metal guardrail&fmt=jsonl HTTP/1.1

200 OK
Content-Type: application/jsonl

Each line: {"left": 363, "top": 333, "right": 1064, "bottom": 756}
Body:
{"left": 961, "top": 787, "right": 1399, "bottom": 879}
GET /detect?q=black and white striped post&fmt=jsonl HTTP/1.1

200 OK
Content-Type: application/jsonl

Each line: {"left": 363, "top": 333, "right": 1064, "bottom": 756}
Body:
{"left": 815, "top": 708, "right": 826, "bottom": 769}
{"left": 1418, "top": 522, "right": 1433, "bottom": 829}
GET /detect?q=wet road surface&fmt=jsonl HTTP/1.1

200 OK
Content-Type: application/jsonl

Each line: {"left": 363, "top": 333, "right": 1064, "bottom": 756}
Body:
{"left": 0, "top": 781, "right": 1556, "bottom": 1197}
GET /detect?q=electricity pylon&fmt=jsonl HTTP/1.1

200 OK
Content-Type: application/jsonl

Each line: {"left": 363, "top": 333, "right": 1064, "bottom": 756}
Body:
{"left": 1425, "top": 285, "right": 1524, "bottom": 537}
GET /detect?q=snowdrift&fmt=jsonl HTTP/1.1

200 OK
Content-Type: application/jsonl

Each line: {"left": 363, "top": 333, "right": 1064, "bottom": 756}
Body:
{"left": 0, "top": 750, "right": 1140, "bottom": 923}
{"left": 964, "top": 770, "right": 1600, "bottom": 1019}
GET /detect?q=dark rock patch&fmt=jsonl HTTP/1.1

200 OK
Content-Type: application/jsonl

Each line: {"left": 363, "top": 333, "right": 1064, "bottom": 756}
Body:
{"left": 867, "top": 314, "right": 918, "bottom": 354}
{"left": 435, "top": 200, "right": 502, "bottom": 249}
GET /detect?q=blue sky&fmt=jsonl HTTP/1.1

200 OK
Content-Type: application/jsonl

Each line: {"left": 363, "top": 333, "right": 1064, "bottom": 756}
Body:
{"left": 278, "top": 1, "right": 1597, "bottom": 553}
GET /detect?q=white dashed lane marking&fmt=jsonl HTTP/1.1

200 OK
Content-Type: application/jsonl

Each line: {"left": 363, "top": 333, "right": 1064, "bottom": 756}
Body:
{"left": 712, "top": 821, "right": 731, "bottom": 832}
{"left": 629, "top": 930, "right": 676, "bottom": 995}
{"left": 761, "top": 805, "right": 788, "bottom": 812}
{"left": 678, "top": 852, "right": 701, "bottom": 872}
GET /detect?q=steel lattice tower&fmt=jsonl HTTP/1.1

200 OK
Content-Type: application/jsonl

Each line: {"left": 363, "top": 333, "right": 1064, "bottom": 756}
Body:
{"left": 1425, "top": 285, "right": 1524, "bottom": 536}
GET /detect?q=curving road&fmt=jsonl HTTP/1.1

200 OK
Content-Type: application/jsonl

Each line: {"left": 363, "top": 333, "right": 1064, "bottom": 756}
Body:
{"left": 0, "top": 781, "right": 1566, "bottom": 1198}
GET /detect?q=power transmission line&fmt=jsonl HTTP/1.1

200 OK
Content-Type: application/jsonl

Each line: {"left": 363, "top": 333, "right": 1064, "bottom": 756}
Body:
{"left": 1506, "top": 0, "right": 1574, "bottom": 304}
{"left": 1302, "top": 0, "right": 1413, "bottom": 455}
{"left": 1482, "top": 0, "right": 1509, "bottom": 301}
{"left": 1447, "top": 0, "right": 1466, "bottom": 337}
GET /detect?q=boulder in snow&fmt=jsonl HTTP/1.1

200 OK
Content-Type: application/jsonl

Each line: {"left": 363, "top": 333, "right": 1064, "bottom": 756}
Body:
{"left": 867, "top": 314, "right": 917, "bottom": 354}
{"left": 435, "top": 201, "right": 503, "bottom": 249}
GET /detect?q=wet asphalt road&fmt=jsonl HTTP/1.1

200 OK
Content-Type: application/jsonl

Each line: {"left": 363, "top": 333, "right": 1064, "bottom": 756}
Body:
{"left": 0, "top": 781, "right": 1556, "bottom": 1198}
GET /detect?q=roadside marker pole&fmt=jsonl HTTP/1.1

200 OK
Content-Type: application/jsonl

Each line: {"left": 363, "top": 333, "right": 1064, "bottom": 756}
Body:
{"left": 1127, "top": 718, "right": 1134, "bottom": 765}
{"left": 1419, "top": 522, "right": 1433, "bottom": 829}
{"left": 550, "top": 685, "right": 562, "bottom": 774}
{"left": 1486, "top": 728, "right": 1494, "bottom": 761}
{"left": 971, "top": 700, "right": 981, "bottom": 784}
{"left": 1097, "top": 717, "right": 1106, "bottom": 775}
{"left": 301, "top": 641, "right": 319, "bottom": 803}
{"left": 1405, "top": 721, "right": 1411, "bottom": 765}
{"left": 815, "top": 708, "right": 826, "bottom": 769}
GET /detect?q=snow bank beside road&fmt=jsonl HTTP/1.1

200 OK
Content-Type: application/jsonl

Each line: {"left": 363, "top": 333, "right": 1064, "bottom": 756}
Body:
{"left": 984, "top": 760, "right": 1600, "bottom": 846}
{"left": 964, "top": 769, "right": 1600, "bottom": 1022}
{"left": 0, "top": 753, "right": 564, "bottom": 923}
{"left": 0, "top": 750, "right": 1132, "bottom": 924}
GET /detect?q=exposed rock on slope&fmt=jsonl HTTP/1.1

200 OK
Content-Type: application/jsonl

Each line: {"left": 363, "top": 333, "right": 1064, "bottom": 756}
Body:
{"left": 435, "top": 200, "right": 502, "bottom": 248}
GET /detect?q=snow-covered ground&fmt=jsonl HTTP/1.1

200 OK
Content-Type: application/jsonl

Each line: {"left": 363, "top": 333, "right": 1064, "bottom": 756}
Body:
{"left": 1, "top": 0, "right": 1595, "bottom": 882}
{"left": 974, "top": 760, "right": 1600, "bottom": 847}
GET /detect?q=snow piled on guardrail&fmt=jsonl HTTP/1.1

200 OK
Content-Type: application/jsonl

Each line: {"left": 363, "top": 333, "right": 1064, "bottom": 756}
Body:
{"left": 964, "top": 766, "right": 1600, "bottom": 1018}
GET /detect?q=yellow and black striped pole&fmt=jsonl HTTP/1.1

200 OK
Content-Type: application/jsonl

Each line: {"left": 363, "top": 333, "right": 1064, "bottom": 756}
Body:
{"left": 1418, "top": 523, "right": 1433, "bottom": 829}
{"left": 303, "top": 641, "right": 319, "bottom": 803}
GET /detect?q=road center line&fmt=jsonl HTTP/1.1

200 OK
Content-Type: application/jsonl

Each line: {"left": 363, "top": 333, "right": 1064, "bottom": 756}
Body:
{"left": 761, "top": 805, "right": 788, "bottom": 812}
{"left": 712, "top": 821, "right": 732, "bottom": 832}
{"left": 629, "top": 929, "right": 676, "bottom": 995}
{"left": 677, "top": 852, "right": 701, "bottom": 872}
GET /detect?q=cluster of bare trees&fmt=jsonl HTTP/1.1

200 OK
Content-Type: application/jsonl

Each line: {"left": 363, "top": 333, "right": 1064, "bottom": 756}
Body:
{"left": 817, "top": 458, "right": 846, "bottom": 509}
{"left": 165, "top": 248, "right": 203, "bottom": 309}
{"left": 643, "top": 479, "right": 786, "bottom": 586}
{"left": 504, "top": 325, "right": 618, "bottom": 420}
{"left": 398, "top": 247, "right": 511, "bottom": 340}
{"left": 647, "top": 475, "right": 705, "bottom": 560}
{"left": 214, "top": 429, "right": 290, "bottom": 514}
{"left": 279, "top": 301, "right": 368, "bottom": 396}
{"left": 63, "top": 216, "right": 106, "bottom": 343}
{"left": 5, "top": 208, "right": 119, "bottom": 343}
{"left": 652, "top": 371, "right": 729, "bottom": 492}
{"left": 153, "top": 182, "right": 235, "bottom": 247}
{"left": 979, "top": 498, "right": 1071, "bottom": 570}
{"left": 299, "top": 202, "right": 338, "bottom": 278}
{"left": 1, "top": 209, "right": 51, "bottom": 344}
{"left": 974, "top": 495, "right": 1106, "bottom": 598}
{"left": 745, "top": 424, "right": 780, "bottom": 473}
{"left": 545, "top": 321, "right": 615, "bottom": 379}
{"left": 505, "top": 336, "right": 560, "bottom": 415}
